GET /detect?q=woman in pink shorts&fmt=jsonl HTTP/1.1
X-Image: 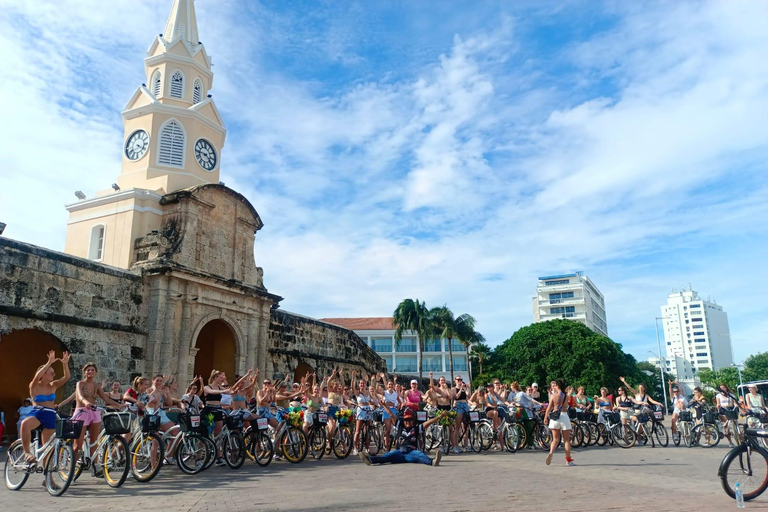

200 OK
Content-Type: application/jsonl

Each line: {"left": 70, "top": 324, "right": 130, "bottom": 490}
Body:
{"left": 73, "top": 362, "right": 124, "bottom": 465}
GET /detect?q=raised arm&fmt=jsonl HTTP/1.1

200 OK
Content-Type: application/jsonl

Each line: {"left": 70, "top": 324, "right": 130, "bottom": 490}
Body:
{"left": 619, "top": 376, "right": 637, "bottom": 396}
{"left": 51, "top": 352, "right": 71, "bottom": 389}
{"left": 30, "top": 351, "right": 57, "bottom": 390}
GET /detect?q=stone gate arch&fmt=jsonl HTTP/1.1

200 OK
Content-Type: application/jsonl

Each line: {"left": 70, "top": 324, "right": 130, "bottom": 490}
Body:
{"left": 191, "top": 315, "right": 243, "bottom": 386}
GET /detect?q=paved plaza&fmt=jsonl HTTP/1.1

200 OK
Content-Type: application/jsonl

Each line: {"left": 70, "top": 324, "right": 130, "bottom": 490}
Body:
{"left": 2, "top": 440, "right": 766, "bottom": 512}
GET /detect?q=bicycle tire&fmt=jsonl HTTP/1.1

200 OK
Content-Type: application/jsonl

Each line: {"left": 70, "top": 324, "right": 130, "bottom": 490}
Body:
{"left": 102, "top": 436, "right": 129, "bottom": 488}
{"left": 309, "top": 427, "right": 327, "bottom": 460}
{"left": 468, "top": 424, "right": 482, "bottom": 453}
{"left": 130, "top": 432, "right": 164, "bottom": 482}
{"left": 503, "top": 423, "right": 524, "bottom": 453}
{"left": 683, "top": 422, "right": 692, "bottom": 447}
{"left": 224, "top": 432, "right": 246, "bottom": 469}
{"left": 176, "top": 435, "right": 209, "bottom": 475}
{"left": 534, "top": 423, "right": 551, "bottom": 450}
{"left": 672, "top": 428, "right": 681, "bottom": 446}
{"left": 695, "top": 423, "right": 720, "bottom": 448}
{"left": 654, "top": 423, "right": 669, "bottom": 447}
{"left": 44, "top": 441, "right": 75, "bottom": 497}
{"left": 201, "top": 435, "right": 217, "bottom": 471}
{"left": 365, "top": 426, "right": 382, "bottom": 456}
{"left": 719, "top": 444, "right": 768, "bottom": 501}
{"left": 571, "top": 423, "right": 583, "bottom": 448}
{"left": 477, "top": 421, "right": 494, "bottom": 451}
{"left": 332, "top": 425, "right": 352, "bottom": 459}
{"left": 596, "top": 423, "right": 609, "bottom": 447}
{"left": 4, "top": 440, "right": 30, "bottom": 491}
{"left": 246, "top": 429, "right": 274, "bottom": 467}
{"left": 612, "top": 424, "right": 636, "bottom": 448}
{"left": 281, "top": 426, "right": 309, "bottom": 463}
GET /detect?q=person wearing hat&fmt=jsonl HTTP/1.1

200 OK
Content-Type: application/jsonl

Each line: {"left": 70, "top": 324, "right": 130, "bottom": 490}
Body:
{"left": 744, "top": 384, "right": 766, "bottom": 428}
{"left": 530, "top": 383, "right": 540, "bottom": 401}
{"left": 359, "top": 408, "right": 446, "bottom": 466}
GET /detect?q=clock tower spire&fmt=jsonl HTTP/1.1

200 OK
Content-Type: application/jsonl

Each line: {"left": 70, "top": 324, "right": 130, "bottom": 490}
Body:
{"left": 64, "top": 0, "right": 227, "bottom": 269}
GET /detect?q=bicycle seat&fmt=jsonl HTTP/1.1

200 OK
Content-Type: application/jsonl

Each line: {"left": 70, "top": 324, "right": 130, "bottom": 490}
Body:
{"left": 746, "top": 428, "right": 768, "bottom": 438}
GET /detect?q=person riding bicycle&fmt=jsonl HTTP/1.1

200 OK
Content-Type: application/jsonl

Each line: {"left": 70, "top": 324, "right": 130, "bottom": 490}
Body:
{"left": 595, "top": 387, "right": 612, "bottom": 424}
{"left": 358, "top": 409, "right": 446, "bottom": 466}
{"left": 352, "top": 374, "right": 373, "bottom": 456}
{"left": 668, "top": 380, "right": 689, "bottom": 435}
{"left": 452, "top": 376, "right": 470, "bottom": 453}
{"left": 744, "top": 384, "right": 766, "bottom": 428}
{"left": 620, "top": 376, "right": 662, "bottom": 436}
{"left": 715, "top": 383, "right": 739, "bottom": 446}
{"left": 19, "top": 350, "right": 71, "bottom": 463}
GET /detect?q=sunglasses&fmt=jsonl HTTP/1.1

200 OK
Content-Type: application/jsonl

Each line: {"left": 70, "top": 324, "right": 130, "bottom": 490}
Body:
{"left": 263, "top": 381, "right": 271, "bottom": 385}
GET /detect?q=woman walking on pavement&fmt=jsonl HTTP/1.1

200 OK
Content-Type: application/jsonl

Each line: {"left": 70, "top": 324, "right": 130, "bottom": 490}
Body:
{"left": 545, "top": 379, "right": 574, "bottom": 467}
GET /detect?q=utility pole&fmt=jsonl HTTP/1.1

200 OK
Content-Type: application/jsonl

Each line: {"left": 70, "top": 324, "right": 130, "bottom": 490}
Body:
{"left": 654, "top": 317, "right": 669, "bottom": 410}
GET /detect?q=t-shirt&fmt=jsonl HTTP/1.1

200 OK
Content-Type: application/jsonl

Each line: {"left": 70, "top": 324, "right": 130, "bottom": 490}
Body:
{"left": 182, "top": 393, "right": 203, "bottom": 412}
{"left": 17, "top": 406, "right": 34, "bottom": 418}
{"left": 718, "top": 393, "right": 735, "bottom": 408}
{"left": 397, "top": 424, "right": 424, "bottom": 452}
{"left": 671, "top": 395, "right": 688, "bottom": 410}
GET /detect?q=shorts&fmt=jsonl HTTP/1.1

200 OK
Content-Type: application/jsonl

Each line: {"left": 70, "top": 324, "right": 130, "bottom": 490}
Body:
{"left": 73, "top": 407, "right": 102, "bottom": 427}
{"left": 304, "top": 411, "right": 314, "bottom": 426}
{"left": 383, "top": 407, "right": 398, "bottom": 420}
{"left": 327, "top": 405, "right": 339, "bottom": 419}
{"left": 256, "top": 407, "right": 275, "bottom": 420}
{"left": 27, "top": 407, "right": 57, "bottom": 430}
{"left": 356, "top": 407, "right": 372, "bottom": 421}
{"left": 673, "top": 407, "right": 683, "bottom": 416}
{"left": 548, "top": 414, "right": 572, "bottom": 431}
{"left": 146, "top": 408, "right": 171, "bottom": 425}
{"left": 437, "top": 404, "right": 451, "bottom": 412}
{"left": 202, "top": 406, "right": 225, "bottom": 422}
{"left": 455, "top": 402, "right": 470, "bottom": 415}
{"left": 620, "top": 410, "right": 632, "bottom": 421}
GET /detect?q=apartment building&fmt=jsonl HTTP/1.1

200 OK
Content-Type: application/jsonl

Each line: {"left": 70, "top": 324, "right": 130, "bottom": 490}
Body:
{"left": 532, "top": 272, "right": 608, "bottom": 336}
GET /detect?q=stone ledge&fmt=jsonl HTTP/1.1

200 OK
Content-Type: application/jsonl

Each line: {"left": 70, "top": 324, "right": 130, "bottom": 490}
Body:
{"left": 0, "top": 304, "right": 148, "bottom": 335}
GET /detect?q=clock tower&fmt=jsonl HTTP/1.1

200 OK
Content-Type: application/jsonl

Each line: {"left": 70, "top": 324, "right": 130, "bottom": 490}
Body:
{"left": 64, "top": 0, "right": 227, "bottom": 269}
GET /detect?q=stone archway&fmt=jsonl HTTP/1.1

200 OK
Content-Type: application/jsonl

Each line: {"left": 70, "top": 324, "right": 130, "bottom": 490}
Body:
{"left": 294, "top": 362, "right": 314, "bottom": 384}
{"left": 0, "top": 329, "right": 68, "bottom": 438}
{"left": 194, "top": 319, "right": 237, "bottom": 386}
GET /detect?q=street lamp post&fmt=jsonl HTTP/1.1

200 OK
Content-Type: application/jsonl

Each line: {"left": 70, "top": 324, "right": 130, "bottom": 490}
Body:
{"left": 654, "top": 317, "right": 669, "bottom": 410}
{"left": 733, "top": 363, "right": 744, "bottom": 398}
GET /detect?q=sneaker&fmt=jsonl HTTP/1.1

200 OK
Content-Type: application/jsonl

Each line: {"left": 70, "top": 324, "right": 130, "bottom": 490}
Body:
{"left": 452, "top": 447, "right": 461, "bottom": 454}
{"left": 545, "top": 452, "right": 553, "bottom": 466}
{"left": 352, "top": 449, "right": 359, "bottom": 456}
{"left": 215, "top": 458, "right": 226, "bottom": 467}
{"left": 432, "top": 450, "right": 443, "bottom": 467}
{"left": 358, "top": 451, "right": 371, "bottom": 466}
{"left": 565, "top": 460, "right": 576, "bottom": 466}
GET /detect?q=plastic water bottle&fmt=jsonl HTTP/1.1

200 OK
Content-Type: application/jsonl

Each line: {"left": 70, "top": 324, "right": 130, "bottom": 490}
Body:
{"left": 735, "top": 482, "right": 745, "bottom": 508}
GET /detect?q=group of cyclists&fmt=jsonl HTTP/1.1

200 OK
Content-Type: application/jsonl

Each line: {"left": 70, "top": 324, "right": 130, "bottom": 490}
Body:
{"left": 6, "top": 349, "right": 768, "bottom": 496}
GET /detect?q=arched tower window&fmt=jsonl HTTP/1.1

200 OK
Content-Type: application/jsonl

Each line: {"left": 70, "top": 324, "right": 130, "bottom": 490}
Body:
{"left": 152, "top": 70, "right": 162, "bottom": 97}
{"left": 158, "top": 120, "right": 185, "bottom": 167}
{"left": 192, "top": 79, "right": 203, "bottom": 105}
{"left": 170, "top": 71, "right": 184, "bottom": 98}
{"left": 88, "top": 224, "right": 106, "bottom": 261}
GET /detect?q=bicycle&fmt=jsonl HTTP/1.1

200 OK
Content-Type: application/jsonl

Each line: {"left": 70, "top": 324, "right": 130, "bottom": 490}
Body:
{"left": 529, "top": 410, "right": 552, "bottom": 450}
{"left": 270, "top": 407, "right": 309, "bottom": 463}
{"left": 306, "top": 410, "right": 329, "bottom": 460}
{"left": 128, "top": 412, "right": 166, "bottom": 481}
{"left": 244, "top": 416, "right": 275, "bottom": 467}
{"left": 690, "top": 403, "right": 720, "bottom": 448}
{"left": 328, "top": 409, "right": 353, "bottom": 459}
{"left": 72, "top": 409, "right": 131, "bottom": 488}
{"left": 673, "top": 410, "right": 695, "bottom": 447}
{"left": 721, "top": 406, "right": 743, "bottom": 445}
{"left": 718, "top": 426, "right": 768, "bottom": 501}
{"left": 604, "top": 410, "right": 636, "bottom": 448}
{"left": 4, "top": 415, "right": 79, "bottom": 496}
{"left": 174, "top": 411, "right": 217, "bottom": 474}
{"left": 206, "top": 409, "right": 247, "bottom": 469}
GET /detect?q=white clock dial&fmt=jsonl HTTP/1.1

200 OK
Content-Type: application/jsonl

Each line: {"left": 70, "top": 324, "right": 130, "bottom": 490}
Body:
{"left": 194, "top": 139, "right": 217, "bottom": 171}
{"left": 125, "top": 130, "right": 150, "bottom": 161}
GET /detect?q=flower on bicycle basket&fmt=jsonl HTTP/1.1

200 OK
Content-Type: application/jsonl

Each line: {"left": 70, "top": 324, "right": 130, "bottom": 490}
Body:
{"left": 436, "top": 410, "right": 457, "bottom": 427}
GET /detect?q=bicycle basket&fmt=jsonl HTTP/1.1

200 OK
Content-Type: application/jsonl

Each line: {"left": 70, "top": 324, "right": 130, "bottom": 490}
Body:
{"left": 678, "top": 411, "right": 692, "bottom": 422}
{"left": 653, "top": 411, "right": 664, "bottom": 421}
{"left": 103, "top": 412, "right": 132, "bottom": 435}
{"left": 141, "top": 414, "right": 162, "bottom": 433}
{"left": 567, "top": 409, "right": 578, "bottom": 420}
{"left": 178, "top": 413, "right": 207, "bottom": 433}
{"left": 56, "top": 418, "right": 83, "bottom": 440}
{"left": 607, "top": 411, "right": 621, "bottom": 424}
{"left": 723, "top": 408, "right": 739, "bottom": 420}
{"left": 225, "top": 414, "right": 244, "bottom": 430}
{"left": 637, "top": 413, "right": 650, "bottom": 423}
{"left": 704, "top": 411, "right": 718, "bottom": 424}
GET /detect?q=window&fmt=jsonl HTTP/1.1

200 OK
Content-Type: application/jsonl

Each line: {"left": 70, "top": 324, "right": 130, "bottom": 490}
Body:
{"left": 371, "top": 337, "right": 392, "bottom": 352}
{"left": 690, "top": 304, "right": 701, "bottom": 308}
{"left": 395, "top": 355, "right": 417, "bottom": 372}
{"left": 452, "top": 356, "right": 467, "bottom": 371}
{"left": 396, "top": 338, "right": 417, "bottom": 352}
{"left": 667, "top": 342, "right": 671, "bottom": 345}
{"left": 549, "top": 292, "right": 574, "bottom": 304}
{"left": 550, "top": 306, "right": 575, "bottom": 314}
{"left": 423, "top": 339, "right": 442, "bottom": 352}
{"left": 692, "top": 317, "right": 702, "bottom": 322}
{"left": 685, "top": 320, "right": 689, "bottom": 324}
{"left": 693, "top": 331, "right": 705, "bottom": 336}
{"left": 170, "top": 70, "right": 184, "bottom": 98}
{"left": 544, "top": 279, "right": 569, "bottom": 286}
{"left": 696, "top": 352, "right": 708, "bottom": 357}
{"left": 696, "top": 360, "right": 708, "bottom": 365}
{"left": 450, "top": 339, "right": 465, "bottom": 352}
{"left": 382, "top": 356, "right": 393, "bottom": 372}
{"left": 423, "top": 356, "right": 443, "bottom": 372}
{"left": 158, "top": 120, "right": 185, "bottom": 166}
{"left": 152, "top": 70, "right": 162, "bottom": 97}
{"left": 694, "top": 338, "right": 705, "bottom": 343}
{"left": 88, "top": 225, "right": 105, "bottom": 260}
{"left": 192, "top": 79, "right": 203, "bottom": 104}
{"left": 692, "top": 324, "right": 703, "bottom": 329}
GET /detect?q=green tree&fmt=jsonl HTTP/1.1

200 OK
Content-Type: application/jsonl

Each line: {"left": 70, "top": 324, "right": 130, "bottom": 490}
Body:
{"left": 490, "top": 320, "right": 639, "bottom": 396}
{"left": 697, "top": 367, "right": 739, "bottom": 392}
{"left": 393, "top": 298, "right": 431, "bottom": 382}
{"left": 469, "top": 341, "right": 492, "bottom": 377}
{"left": 743, "top": 352, "right": 768, "bottom": 383}
{"left": 454, "top": 312, "right": 479, "bottom": 382}
{"left": 429, "top": 306, "right": 457, "bottom": 381}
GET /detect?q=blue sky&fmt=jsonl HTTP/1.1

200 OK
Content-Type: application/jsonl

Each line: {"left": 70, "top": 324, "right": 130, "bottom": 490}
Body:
{"left": 1, "top": 0, "right": 766, "bottom": 364}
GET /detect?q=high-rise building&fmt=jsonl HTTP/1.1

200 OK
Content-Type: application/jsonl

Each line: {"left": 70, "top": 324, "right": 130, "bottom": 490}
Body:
{"left": 660, "top": 287, "right": 733, "bottom": 378}
{"left": 532, "top": 272, "right": 607, "bottom": 336}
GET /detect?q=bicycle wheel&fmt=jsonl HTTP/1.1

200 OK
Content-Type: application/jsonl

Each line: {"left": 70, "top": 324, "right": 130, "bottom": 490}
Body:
{"left": 571, "top": 423, "right": 583, "bottom": 448}
{"left": 4, "top": 440, "right": 31, "bottom": 491}
{"left": 584, "top": 422, "right": 598, "bottom": 446}
{"left": 102, "top": 436, "right": 129, "bottom": 488}
{"left": 534, "top": 424, "right": 551, "bottom": 450}
{"left": 503, "top": 424, "right": 524, "bottom": 453}
{"left": 202, "top": 435, "right": 217, "bottom": 471}
{"left": 309, "top": 427, "right": 327, "bottom": 460}
{"left": 695, "top": 424, "right": 720, "bottom": 448}
{"left": 44, "top": 441, "right": 75, "bottom": 497}
{"left": 477, "top": 421, "right": 494, "bottom": 451}
{"left": 247, "top": 430, "right": 274, "bottom": 467}
{"left": 596, "top": 423, "right": 609, "bottom": 447}
{"left": 720, "top": 444, "right": 768, "bottom": 501}
{"left": 654, "top": 423, "right": 669, "bottom": 447}
{"left": 365, "top": 426, "right": 382, "bottom": 456}
{"left": 425, "top": 424, "right": 441, "bottom": 451}
{"left": 672, "top": 427, "right": 681, "bottom": 446}
{"left": 130, "top": 432, "right": 164, "bottom": 482}
{"left": 332, "top": 425, "right": 352, "bottom": 459}
{"left": 280, "top": 426, "right": 308, "bottom": 463}
{"left": 224, "top": 432, "right": 246, "bottom": 469}
{"left": 176, "top": 435, "right": 209, "bottom": 475}
{"left": 612, "top": 424, "right": 636, "bottom": 448}
{"left": 467, "top": 424, "right": 482, "bottom": 453}
{"left": 683, "top": 423, "right": 692, "bottom": 447}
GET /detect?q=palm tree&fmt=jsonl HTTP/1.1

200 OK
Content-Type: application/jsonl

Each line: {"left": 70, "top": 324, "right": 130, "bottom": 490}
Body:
{"left": 429, "top": 306, "right": 455, "bottom": 380}
{"left": 393, "top": 298, "right": 430, "bottom": 382}
{"left": 454, "top": 314, "right": 479, "bottom": 382}
{"left": 468, "top": 341, "right": 491, "bottom": 376}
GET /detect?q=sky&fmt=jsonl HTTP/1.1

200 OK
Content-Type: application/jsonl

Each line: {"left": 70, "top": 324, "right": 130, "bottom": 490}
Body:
{"left": 0, "top": 0, "right": 766, "bottom": 364}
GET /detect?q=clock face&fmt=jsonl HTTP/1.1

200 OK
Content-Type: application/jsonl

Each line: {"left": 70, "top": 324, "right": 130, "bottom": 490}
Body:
{"left": 194, "top": 139, "right": 217, "bottom": 171}
{"left": 125, "top": 130, "right": 150, "bottom": 161}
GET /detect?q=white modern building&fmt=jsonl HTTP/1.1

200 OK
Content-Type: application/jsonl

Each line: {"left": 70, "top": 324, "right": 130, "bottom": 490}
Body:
{"left": 649, "top": 355, "right": 698, "bottom": 394}
{"left": 532, "top": 272, "right": 608, "bottom": 336}
{"left": 320, "top": 317, "right": 471, "bottom": 382}
{"left": 660, "top": 287, "right": 733, "bottom": 378}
